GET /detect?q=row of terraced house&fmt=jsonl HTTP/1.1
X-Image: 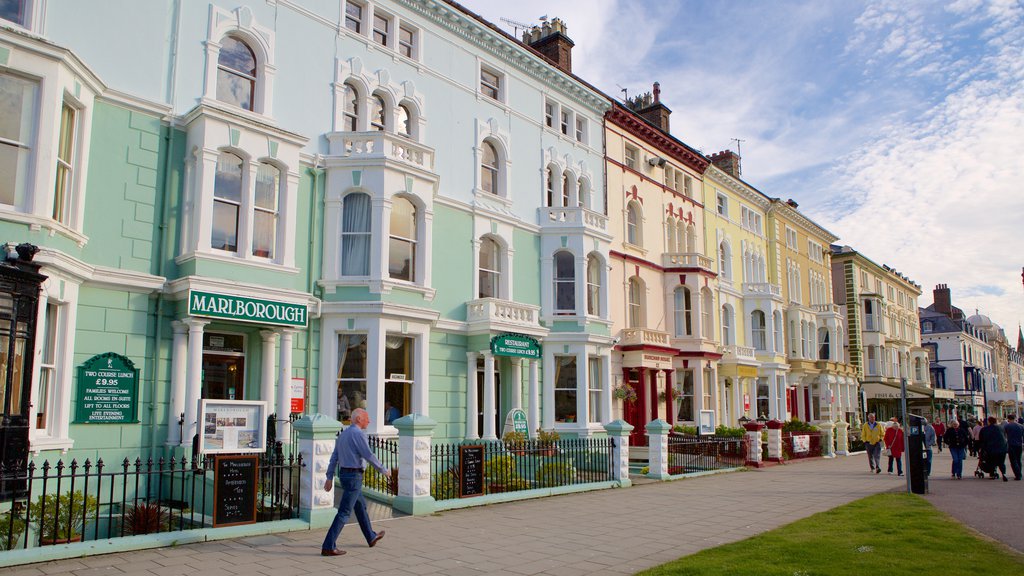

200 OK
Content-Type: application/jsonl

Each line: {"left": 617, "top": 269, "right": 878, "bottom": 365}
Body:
{"left": 2, "top": 0, "right": 964, "bottom": 483}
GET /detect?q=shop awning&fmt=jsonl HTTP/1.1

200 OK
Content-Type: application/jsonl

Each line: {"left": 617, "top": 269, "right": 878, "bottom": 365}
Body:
{"left": 861, "top": 382, "right": 934, "bottom": 400}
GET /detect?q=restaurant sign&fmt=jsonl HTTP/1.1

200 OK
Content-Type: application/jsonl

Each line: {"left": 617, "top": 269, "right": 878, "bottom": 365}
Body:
{"left": 188, "top": 290, "right": 307, "bottom": 327}
{"left": 74, "top": 352, "right": 139, "bottom": 424}
{"left": 490, "top": 333, "right": 541, "bottom": 359}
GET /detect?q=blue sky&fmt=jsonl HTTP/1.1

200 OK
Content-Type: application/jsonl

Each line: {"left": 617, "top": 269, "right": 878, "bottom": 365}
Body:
{"left": 468, "top": 0, "right": 1024, "bottom": 337}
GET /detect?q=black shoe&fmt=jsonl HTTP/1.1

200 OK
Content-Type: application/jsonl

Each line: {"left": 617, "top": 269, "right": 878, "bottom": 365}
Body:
{"left": 1003, "top": 476, "right": 1009, "bottom": 482}
{"left": 875, "top": 468, "right": 880, "bottom": 474}
{"left": 321, "top": 549, "right": 346, "bottom": 557}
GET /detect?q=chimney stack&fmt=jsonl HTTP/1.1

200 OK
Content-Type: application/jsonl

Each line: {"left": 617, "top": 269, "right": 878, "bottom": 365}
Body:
{"left": 624, "top": 82, "right": 672, "bottom": 133}
{"left": 524, "top": 18, "right": 574, "bottom": 74}
{"left": 933, "top": 284, "right": 952, "bottom": 318}
{"left": 710, "top": 150, "right": 742, "bottom": 179}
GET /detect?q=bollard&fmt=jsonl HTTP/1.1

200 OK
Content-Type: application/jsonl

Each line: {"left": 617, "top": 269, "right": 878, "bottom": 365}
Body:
{"left": 835, "top": 419, "right": 850, "bottom": 456}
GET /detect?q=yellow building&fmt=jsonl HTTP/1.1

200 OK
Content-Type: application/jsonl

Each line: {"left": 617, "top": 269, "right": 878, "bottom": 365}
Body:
{"left": 767, "top": 200, "right": 857, "bottom": 422}
{"left": 604, "top": 92, "right": 717, "bottom": 444}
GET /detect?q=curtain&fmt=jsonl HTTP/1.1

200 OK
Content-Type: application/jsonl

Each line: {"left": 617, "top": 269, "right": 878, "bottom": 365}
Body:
{"left": 341, "top": 193, "right": 371, "bottom": 276}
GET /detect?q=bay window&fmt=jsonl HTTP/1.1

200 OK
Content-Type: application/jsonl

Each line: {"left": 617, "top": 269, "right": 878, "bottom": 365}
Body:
{"left": 212, "top": 152, "right": 243, "bottom": 252}
{"left": 0, "top": 73, "right": 37, "bottom": 209}
{"left": 554, "top": 356, "right": 576, "bottom": 423}
{"left": 389, "top": 197, "right": 416, "bottom": 281}
{"left": 341, "top": 193, "right": 371, "bottom": 276}
{"left": 336, "top": 334, "right": 367, "bottom": 425}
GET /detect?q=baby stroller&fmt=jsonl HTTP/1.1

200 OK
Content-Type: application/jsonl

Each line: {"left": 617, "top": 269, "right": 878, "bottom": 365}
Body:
{"left": 974, "top": 450, "right": 998, "bottom": 479}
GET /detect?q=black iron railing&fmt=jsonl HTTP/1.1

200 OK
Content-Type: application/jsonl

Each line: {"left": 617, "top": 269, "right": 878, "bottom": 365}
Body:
{"left": 666, "top": 434, "right": 746, "bottom": 474}
{"left": 429, "top": 437, "right": 613, "bottom": 502}
{"left": 0, "top": 451, "right": 302, "bottom": 550}
{"left": 365, "top": 436, "right": 398, "bottom": 496}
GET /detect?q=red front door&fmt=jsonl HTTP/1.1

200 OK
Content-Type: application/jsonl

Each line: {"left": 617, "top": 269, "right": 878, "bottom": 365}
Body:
{"left": 623, "top": 368, "right": 646, "bottom": 446}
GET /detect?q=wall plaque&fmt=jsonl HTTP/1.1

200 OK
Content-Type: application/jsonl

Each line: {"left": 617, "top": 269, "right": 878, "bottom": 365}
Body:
{"left": 74, "top": 352, "right": 139, "bottom": 424}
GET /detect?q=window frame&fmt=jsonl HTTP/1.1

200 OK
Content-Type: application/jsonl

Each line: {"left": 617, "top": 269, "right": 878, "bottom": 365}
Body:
{"left": 215, "top": 35, "right": 258, "bottom": 112}
{"left": 627, "top": 276, "right": 644, "bottom": 328}
{"left": 587, "top": 356, "right": 602, "bottom": 424}
{"left": 372, "top": 11, "right": 392, "bottom": 47}
{"left": 586, "top": 255, "right": 601, "bottom": 316}
{"left": 479, "top": 65, "right": 503, "bottom": 102}
{"left": 477, "top": 236, "right": 502, "bottom": 299}
{"left": 52, "top": 101, "right": 77, "bottom": 225}
{"left": 388, "top": 196, "right": 418, "bottom": 282}
{"left": 626, "top": 201, "right": 641, "bottom": 246}
{"left": 716, "top": 193, "right": 728, "bottom": 217}
{"left": 211, "top": 151, "right": 245, "bottom": 253}
{"left": 336, "top": 333, "right": 368, "bottom": 426}
{"left": 553, "top": 251, "right": 576, "bottom": 314}
{"left": 398, "top": 24, "right": 417, "bottom": 59}
{"left": 553, "top": 355, "right": 578, "bottom": 423}
{"left": 340, "top": 192, "right": 372, "bottom": 277}
{"left": 674, "top": 287, "right": 692, "bottom": 337}
{"left": 251, "top": 161, "right": 281, "bottom": 259}
{"left": 345, "top": 0, "right": 365, "bottom": 34}
{"left": 676, "top": 369, "right": 695, "bottom": 422}
{"left": 624, "top": 145, "right": 638, "bottom": 170}
{"left": 751, "top": 310, "right": 767, "bottom": 351}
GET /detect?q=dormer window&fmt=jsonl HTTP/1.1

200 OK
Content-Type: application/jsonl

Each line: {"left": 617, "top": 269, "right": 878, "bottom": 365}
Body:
{"left": 217, "top": 37, "right": 257, "bottom": 111}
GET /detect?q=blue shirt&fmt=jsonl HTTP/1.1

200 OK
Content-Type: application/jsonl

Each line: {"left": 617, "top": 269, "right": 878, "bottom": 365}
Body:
{"left": 325, "top": 424, "right": 387, "bottom": 481}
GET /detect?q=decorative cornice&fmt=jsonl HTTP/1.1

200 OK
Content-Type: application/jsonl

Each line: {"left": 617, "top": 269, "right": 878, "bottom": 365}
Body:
{"left": 607, "top": 105, "right": 709, "bottom": 173}
{"left": 396, "top": 0, "right": 610, "bottom": 113}
{"left": 705, "top": 165, "right": 771, "bottom": 209}
{"left": 767, "top": 200, "right": 838, "bottom": 244}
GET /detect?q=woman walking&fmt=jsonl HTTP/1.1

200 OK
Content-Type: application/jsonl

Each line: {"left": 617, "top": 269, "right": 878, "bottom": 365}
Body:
{"left": 884, "top": 417, "right": 905, "bottom": 476}
{"left": 943, "top": 419, "right": 970, "bottom": 479}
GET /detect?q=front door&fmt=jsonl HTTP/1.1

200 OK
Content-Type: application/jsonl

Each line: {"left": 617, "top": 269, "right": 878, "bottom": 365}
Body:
{"left": 202, "top": 355, "right": 245, "bottom": 400}
{"left": 623, "top": 369, "right": 645, "bottom": 446}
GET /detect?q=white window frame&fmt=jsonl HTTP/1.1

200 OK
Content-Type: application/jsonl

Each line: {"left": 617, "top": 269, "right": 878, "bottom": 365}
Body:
{"left": 786, "top": 227, "right": 798, "bottom": 249}
{"left": 575, "top": 116, "right": 586, "bottom": 144}
{"left": 544, "top": 99, "right": 556, "bottom": 128}
{"left": 0, "top": 0, "right": 44, "bottom": 32}
{"left": 674, "top": 287, "right": 692, "bottom": 337}
{"left": 202, "top": 6, "right": 277, "bottom": 118}
{"left": 344, "top": 0, "right": 366, "bottom": 34}
{"left": 479, "top": 63, "right": 504, "bottom": 102}
{"left": 372, "top": 9, "right": 393, "bottom": 48}
{"left": 624, "top": 145, "right": 638, "bottom": 170}
{"left": 398, "top": 23, "right": 418, "bottom": 60}
{"left": 29, "top": 275, "right": 80, "bottom": 453}
{"left": 716, "top": 193, "right": 728, "bottom": 218}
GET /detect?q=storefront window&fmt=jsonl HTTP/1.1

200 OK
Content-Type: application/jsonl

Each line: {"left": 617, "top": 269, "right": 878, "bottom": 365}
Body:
{"left": 756, "top": 378, "right": 770, "bottom": 419}
{"left": 554, "top": 356, "right": 576, "bottom": 422}
{"left": 676, "top": 369, "right": 694, "bottom": 422}
{"left": 384, "top": 335, "right": 413, "bottom": 424}
{"left": 336, "top": 334, "right": 367, "bottom": 425}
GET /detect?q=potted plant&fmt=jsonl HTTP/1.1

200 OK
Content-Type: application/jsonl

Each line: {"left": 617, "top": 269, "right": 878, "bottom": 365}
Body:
{"left": 123, "top": 502, "right": 174, "bottom": 535}
{"left": 502, "top": 430, "right": 527, "bottom": 454}
{"left": 613, "top": 383, "right": 637, "bottom": 403}
{"left": 484, "top": 455, "right": 528, "bottom": 493}
{"left": 536, "top": 429, "right": 560, "bottom": 457}
{"left": 30, "top": 491, "right": 98, "bottom": 545}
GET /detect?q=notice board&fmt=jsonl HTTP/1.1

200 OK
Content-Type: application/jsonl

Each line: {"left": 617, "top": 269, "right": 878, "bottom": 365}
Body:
{"left": 459, "top": 444, "right": 484, "bottom": 498}
{"left": 74, "top": 352, "right": 139, "bottom": 424}
{"left": 213, "top": 455, "right": 258, "bottom": 527}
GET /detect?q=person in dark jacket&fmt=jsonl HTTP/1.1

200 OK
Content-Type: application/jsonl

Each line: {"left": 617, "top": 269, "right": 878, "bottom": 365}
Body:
{"left": 978, "top": 416, "right": 1009, "bottom": 481}
{"left": 943, "top": 419, "right": 970, "bottom": 479}
{"left": 1002, "top": 414, "right": 1024, "bottom": 481}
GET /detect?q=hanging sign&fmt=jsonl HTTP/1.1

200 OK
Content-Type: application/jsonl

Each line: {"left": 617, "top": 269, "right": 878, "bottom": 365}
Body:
{"left": 74, "top": 353, "right": 140, "bottom": 424}
{"left": 490, "top": 333, "right": 541, "bottom": 359}
{"left": 188, "top": 290, "right": 308, "bottom": 327}
{"left": 290, "top": 378, "right": 306, "bottom": 413}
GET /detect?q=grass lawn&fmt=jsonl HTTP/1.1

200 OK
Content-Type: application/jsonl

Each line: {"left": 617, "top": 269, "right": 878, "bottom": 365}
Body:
{"left": 637, "top": 492, "right": 1024, "bottom": 576}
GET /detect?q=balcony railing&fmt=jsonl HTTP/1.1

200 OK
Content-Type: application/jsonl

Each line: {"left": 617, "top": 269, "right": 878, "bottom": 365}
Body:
{"left": 812, "top": 303, "right": 840, "bottom": 315}
{"left": 742, "top": 282, "right": 782, "bottom": 297}
{"left": 325, "top": 131, "right": 435, "bottom": 171}
{"left": 719, "top": 344, "right": 756, "bottom": 361}
{"left": 538, "top": 206, "right": 608, "bottom": 233}
{"left": 662, "top": 253, "right": 713, "bottom": 270}
{"left": 467, "top": 298, "right": 542, "bottom": 330}
{"left": 619, "top": 328, "right": 671, "bottom": 348}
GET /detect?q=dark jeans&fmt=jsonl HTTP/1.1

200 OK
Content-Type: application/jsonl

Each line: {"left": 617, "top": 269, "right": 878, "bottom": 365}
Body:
{"left": 1009, "top": 445, "right": 1023, "bottom": 480}
{"left": 950, "top": 446, "right": 966, "bottom": 477}
{"left": 888, "top": 454, "right": 903, "bottom": 475}
{"left": 865, "top": 442, "right": 882, "bottom": 470}
{"left": 924, "top": 448, "right": 933, "bottom": 477}
{"left": 322, "top": 471, "right": 379, "bottom": 551}
{"left": 936, "top": 436, "right": 943, "bottom": 452}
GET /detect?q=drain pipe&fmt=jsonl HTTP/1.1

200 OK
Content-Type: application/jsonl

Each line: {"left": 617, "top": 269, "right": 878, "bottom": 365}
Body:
{"left": 305, "top": 156, "right": 324, "bottom": 416}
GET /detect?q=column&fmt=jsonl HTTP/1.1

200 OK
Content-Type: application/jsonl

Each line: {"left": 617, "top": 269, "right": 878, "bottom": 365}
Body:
{"left": 413, "top": 334, "right": 429, "bottom": 416}
{"left": 542, "top": 353, "right": 555, "bottom": 431}
{"left": 168, "top": 321, "right": 188, "bottom": 445}
{"left": 277, "top": 330, "right": 295, "bottom": 442}
{"left": 663, "top": 369, "right": 674, "bottom": 426}
{"left": 575, "top": 347, "right": 588, "bottom": 430}
{"left": 260, "top": 330, "right": 278, "bottom": 413}
{"left": 604, "top": 420, "right": 633, "bottom": 487}
{"left": 482, "top": 352, "right": 496, "bottom": 440}
{"left": 528, "top": 359, "right": 539, "bottom": 438}
{"left": 182, "top": 318, "right": 209, "bottom": 450}
{"left": 366, "top": 323, "right": 385, "bottom": 435}
{"left": 294, "top": 413, "right": 342, "bottom": 525}
{"left": 510, "top": 358, "right": 523, "bottom": 411}
{"left": 465, "top": 351, "right": 479, "bottom": 440}
{"left": 767, "top": 369, "right": 779, "bottom": 420}
{"left": 393, "top": 414, "right": 437, "bottom": 516}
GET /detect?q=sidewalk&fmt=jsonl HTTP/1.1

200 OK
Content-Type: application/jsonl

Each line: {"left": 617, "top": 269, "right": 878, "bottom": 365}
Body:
{"left": 7, "top": 456, "right": 907, "bottom": 576}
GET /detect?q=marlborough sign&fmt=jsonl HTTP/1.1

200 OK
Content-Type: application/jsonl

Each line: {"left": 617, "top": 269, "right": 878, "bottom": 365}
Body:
{"left": 188, "top": 290, "right": 307, "bottom": 327}
{"left": 490, "top": 333, "right": 541, "bottom": 359}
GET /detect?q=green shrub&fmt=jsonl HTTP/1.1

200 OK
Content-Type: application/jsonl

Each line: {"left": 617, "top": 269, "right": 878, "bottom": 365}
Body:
{"left": 536, "top": 461, "right": 576, "bottom": 488}
{"left": 484, "top": 455, "right": 517, "bottom": 479}
{"left": 715, "top": 425, "right": 746, "bottom": 438}
{"left": 782, "top": 418, "right": 820, "bottom": 433}
{"left": 30, "top": 491, "right": 98, "bottom": 543}
{"left": 430, "top": 468, "right": 459, "bottom": 500}
{"left": 672, "top": 425, "right": 698, "bottom": 435}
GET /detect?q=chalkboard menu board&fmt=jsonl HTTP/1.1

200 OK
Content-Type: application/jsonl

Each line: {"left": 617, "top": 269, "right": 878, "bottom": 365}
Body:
{"left": 74, "top": 352, "right": 140, "bottom": 424}
{"left": 459, "top": 444, "right": 484, "bottom": 498}
{"left": 213, "top": 455, "right": 258, "bottom": 527}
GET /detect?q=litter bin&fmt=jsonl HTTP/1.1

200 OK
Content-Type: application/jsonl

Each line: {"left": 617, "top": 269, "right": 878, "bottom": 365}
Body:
{"left": 907, "top": 413, "right": 928, "bottom": 494}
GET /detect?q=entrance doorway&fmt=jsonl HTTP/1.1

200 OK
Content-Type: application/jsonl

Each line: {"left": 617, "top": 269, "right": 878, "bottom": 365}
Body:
{"left": 476, "top": 360, "right": 501, "bottom": 436}
{"left": 623, "top": 369, "right": 644, "bottom": 446}
{"left": 202, "top": 333, "right": 245, "bottom": 400}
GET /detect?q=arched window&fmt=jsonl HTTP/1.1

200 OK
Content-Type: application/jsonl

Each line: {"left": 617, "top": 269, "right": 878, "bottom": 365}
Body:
{"left": 818, "top": 328, "right": 830, "bottom": 360}
{"left": 751, "top": 310, "right": 766, "bottom": 351}
{"left": 800, "top": 320, "right": 808, "bottom": 357}
{"left": 702, "top": 289, "right": 713, "bottom": 339}
{"left": 627, "top": 277, "right": 644, "bottom": 328}
{"left": 773, "top": 311, "right": 783, "bottom": 352}
{"left": 586, "top": 255, "right": 601, "bottom": 316}
{"left": 554, "top": 251, "right": 575, "bottom": 313}
{"left": 343, "top": 83, "right": 359, "bottom": 131}
{"left": 546, "top": 167, "right": 555, "bottom": 207}
{"left": 578, "top": 179, "right": 588, "bottom": 208}
{"left": 721, "top": 305, "right": 733, "bottom": 345}
{"left": 217, "top": 36, "right": 257, "bottom": 111}
{"left": 674, "top": 287, "right": 692, "bottom": 337}
{"left": 561, "top": 172, "right": 571, "bottom": 207}
{"left": 340, "top": 193, "right": 371, "bottom": 276}
{"left": 478, "top": 237, "right": 501, "bottom": 298}
{"left": 252, "top": 162, "right": 279, "bottom": 258}
{"left": 681, "top": 222, "right": 691, "bottom": 252}
{"left": 626, "top": 202, "right": 640, "bottom": 245}
{"left": 666, "top": 218, "right": 676, "bottom": 252}
{"left": 212, "top": 151, "right": 243, "bottom": 252}
{"left": 397, "top": 104, "right": 412, "bottom": 138}
{"left": 719, "top": 241, "right": 731, "bottom": 279}
{"left": 389, "top": 197, "right": 416, "bottom": 281}
{"left": 371, "top": 94, "right": 386, "bottom": 131}
{"left": 480, "top": 141, "right": 499, "bottom": 194}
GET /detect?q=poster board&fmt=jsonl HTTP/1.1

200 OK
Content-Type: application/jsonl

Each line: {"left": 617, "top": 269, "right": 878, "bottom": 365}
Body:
{"left": 792, "top": 434, "right": 810, "bottom": 454}
{"left": 698, "top": 410, "right": 716, "bottom": 436}
{"left": 459, "top": 444, "right": 485, "bottom": 498}
{"left": 199, "top": 399, "right": 268, "bottom": 454}
{"left": 213, "top": 455, "right": 258, "bottom": 527}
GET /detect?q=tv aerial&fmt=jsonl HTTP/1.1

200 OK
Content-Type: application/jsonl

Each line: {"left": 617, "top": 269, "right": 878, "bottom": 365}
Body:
{"left": 500, "top": 17, "right": 533, "bottom": 37}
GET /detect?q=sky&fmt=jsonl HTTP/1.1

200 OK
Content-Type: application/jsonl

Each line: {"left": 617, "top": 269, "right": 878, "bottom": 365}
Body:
{"left": 466, "top": 0, "right": 1024, "bottom": 340}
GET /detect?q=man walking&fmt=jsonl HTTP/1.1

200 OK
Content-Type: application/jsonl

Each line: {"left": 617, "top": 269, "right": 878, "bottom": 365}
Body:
{"left": 933, "top": 418, "right": 946, "bottom": 453}
{"left": 322, "top": 408, "right": 389, "bottom": 556}
{"left": 922, "top": 419, "right": 936, "bottom": 477}
{"left": 978, "top": 416, "right": 1009, "bottom": 482}
{"left": 861, "top": 412, "right": 885, "bottom": 474}
{"left": 1002, "top": 414, "right": 1024, "bottom": 481}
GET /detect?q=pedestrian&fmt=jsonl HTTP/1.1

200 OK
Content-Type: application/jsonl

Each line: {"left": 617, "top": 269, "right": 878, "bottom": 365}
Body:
{"left": 321, "top": 408, "right": 389, "bottom": 557}
{"left": 969, "top": 418, "right": 983, "bottom": 457}
{"left": 860, "top": 412, "right": 885, "bottom": 474}
{"left": 1002, "top": 414, "right": 1024, "bottom": 481}
{"left": 933, "top": 418, "right": 946, "bottom": 453}
{"left": 978, "top": 416, "right": 1009, "bottom": 482}
{"left": 922, "top": 418, "right": 936, "bottom": 477}
{"left": 943, "top": 419, "right": 970, "bottom": 479}
{"left": 884, "top": 417, "right": 905, "bottom": 476}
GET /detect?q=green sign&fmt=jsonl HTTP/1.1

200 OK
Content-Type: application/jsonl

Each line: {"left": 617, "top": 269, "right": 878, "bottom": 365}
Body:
{"left": 74, "top": 352, "right": 139, "bottom": 424}
{"left": 511, "top": 409, "right": 528, "bottom": 435}
{"left": 188, "top": 290, "right": 307, "bottom": 327}
{"left": 490, "top": 333, "right": 541, "bottom": 359}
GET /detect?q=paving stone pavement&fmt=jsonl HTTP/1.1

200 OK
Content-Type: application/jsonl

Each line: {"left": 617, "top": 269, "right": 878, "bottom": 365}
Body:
{"left": 7, "top": 455, "right": 912, "bottom": 576}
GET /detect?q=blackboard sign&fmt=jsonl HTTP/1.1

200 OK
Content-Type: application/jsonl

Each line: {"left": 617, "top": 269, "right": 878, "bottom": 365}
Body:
{"left": 74, "top": 352, "right": 140, "bottom": 423}
{"left": 213, "top": 455, "right": 258, "bottom": 527}
{"left": 459, "top": 445, "right": 485, "bottom": 498}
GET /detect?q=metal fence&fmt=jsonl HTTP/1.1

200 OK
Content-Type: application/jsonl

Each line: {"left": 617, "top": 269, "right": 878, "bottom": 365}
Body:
{"left": 429, "top": 438, "right": 614, "bottom": 502}
{"left": 0, "top": 451, "right": 301, "bottom": 550}
{"left": 364, "top": 436, "right": 399, "bottom": 496}
{"left": 666, "top": 435, "right": 746, "bottom": 474}
{"left": 782, "top": 431, "right": 824, "bottom": 459}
